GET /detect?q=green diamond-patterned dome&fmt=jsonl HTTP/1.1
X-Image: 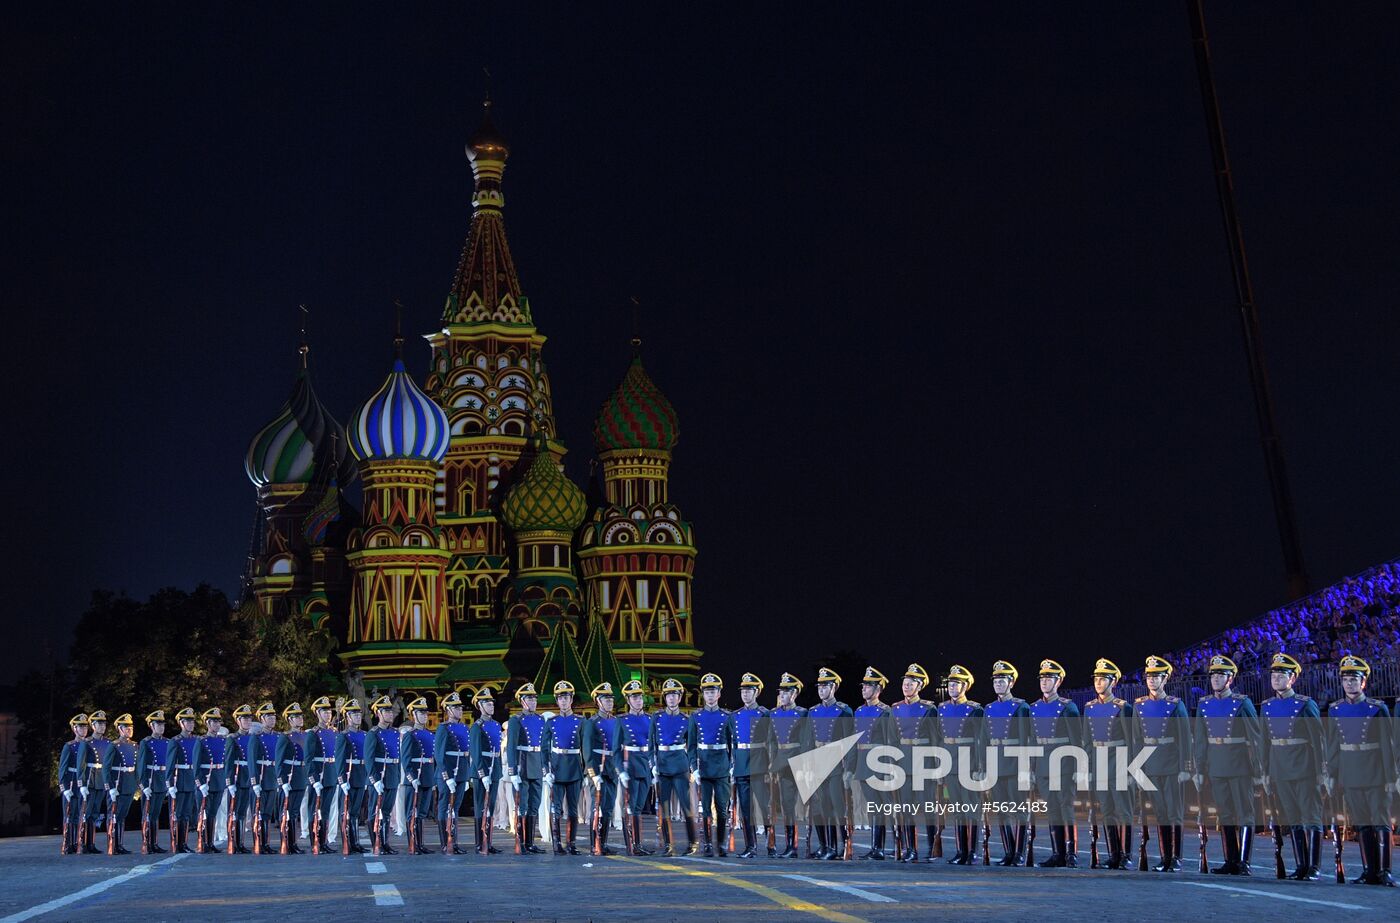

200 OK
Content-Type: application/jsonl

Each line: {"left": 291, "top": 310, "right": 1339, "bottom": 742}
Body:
{"left": 502, "top": 443, "right": 587, "bottom": 533}
{"left": 593, "top": 356, "right": 678, "bottom": 452}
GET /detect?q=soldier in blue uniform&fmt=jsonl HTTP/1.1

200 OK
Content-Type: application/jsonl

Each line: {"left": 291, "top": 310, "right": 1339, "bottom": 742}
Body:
{"left": 617, "top": 679, "right": 655, "bottom": 855}
{"left": 1324, "top": 655, "right": 1396, "bottom": 886}
{"left": 1131, "top": 655, "right": 1191, "bottom": 872}
{"left": 731, "top": 672, "right": 771, "bottom": 858}
{"left": 168, "top": 707, "right": 201, "bottom": 853}
{"left": 1084, "top": 659, "right": 1134, "bottom": 869}
{"left": 469, "top": 687, "right": 503, "bottom": 855}
{"left": 507, "top": 682, "right": 548, "bottom": 854}
{"left": 58, "top": 713, "right": 90, "bottom": 855}
{"left": 936, "top": 664, "right": 986, "bottom": 865}
{"left": 1030, "top": 659, "right": 1081, "bottom": 868}
{"left": 365, "top": 695, "right": 401, "bottom": 855}
{"left": 890, "top": 664, "right": 934, "bottom": 861}
{"left": 693, "top": 673, "right": 735, "bottom": 857}
{"left": 275, "top": 702, "right": 308, "bottom": 854}
{"left": 985, "top": 660, "right": 1031, "bottom": 865}
{"left": 806, "top": 667, "right": 855, "bottom": 860}
{"left": 853, "top": 666, "right": 893, "bottom": 860}
{"left": 225, "top": 704, "right": 260, "bottom": 853}
{"left": 433, "top": 691, "right": 472, "bottom": 854}
{"left": 583, "top": 682, "right": 619, "bottom": 856}
{"left": 652, "top": 677, "right": 698, "bottom": 857}
{"left": 1193, "top": 654, "right": 1265, "bottom": 876}
{"left": 544, "top": 680, "right": 587, "bottom": 855}
{"left": 192, "top": 706, "right": 228, "bottom": 854}
{"left": 82, "top": 710, "right": 112, "bottom": 854}
{"left": 334, "top": 699, "right": 369, "bottom": 854}
{"left": 250, "top": 703, "right": 281, "bottom": 854}
{"left": 769, "top": 672, "right": 807, "bottom": 859}
{"left": 304, "top": 695, "right": 339, "bottom": 854}
{"left": 1260, "top": 652, "right": 1325, "bottom": 880}
{"left": 400, "top": 696, "right": 437, "bottom": 855}
{"left": 135, "top": 710, "right": 171, "bottom": 855}
{"left": 103, "top": 713, "right": 139, "bottom": 854}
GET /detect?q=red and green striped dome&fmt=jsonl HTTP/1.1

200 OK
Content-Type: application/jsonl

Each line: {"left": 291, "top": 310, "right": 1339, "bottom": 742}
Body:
{"left": 593, "top": 356, "right": 678, "bottom": 452}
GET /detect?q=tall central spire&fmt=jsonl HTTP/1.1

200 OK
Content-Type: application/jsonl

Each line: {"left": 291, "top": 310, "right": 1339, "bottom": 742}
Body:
{"left": 442, "top": 97, "right": 530, "bottom": 326}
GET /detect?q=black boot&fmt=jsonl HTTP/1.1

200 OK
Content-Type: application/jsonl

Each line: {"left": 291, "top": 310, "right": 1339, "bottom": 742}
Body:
{"left": 526, "top": 817, "right": 546, "bottom": 854}
{"left": 1038, "top": 826, "right": 1065, "bottom": 867}
{"left": 683, "top": 817, "right": 699, "bottom": 856}
{"left": 1013, "top": 824, "right": 1029, "bottom": 865}
{"left": 1380, "top": 826, "right": 1395, "bottom": 886}
{"left": 827, "top": 825, "right": 844, "bottom": 859}
{"left": 1165, "top": 825, "right": 1183, "bottom": 871}
{"left": 82, "top": 820, "right": 100, "bottom": 854}
{"left": 1063, "top": 825, "right": 1078, "bottom": 868}
{"left": 1236, "top": 825, "right": 1252, "bottom": 875}
{"left": 567, "top": 817, "right": 582, "bottom": 855}
{"left": 739, "top": 821, "right": 757, "bottom": 859}
{"left": 659, "top": 817, "right": 675, "bottom": 858}
{"left": 633, "top": 816, "right": 653, "bottom": 855}
{"left": 1151, "top": 825, "right": 1173, "bottom": 872}
{"left": 780, "top": 825, "right": 798, "bottom": 859}
{"left": 811, "top": 824, "right": 829, "bottom": 859}
{"left": 924, "top": 824, "right": 941, "bottom": 861}
{"left": 1120, "top": 825, "right": 1133, "bottom": 869}
{"left": 949, "top": 825, "right": 967, "bottom": 864}
{"left": 1213, "top": 826, "right": 1238, "bottom": 874}
{"left": 1288, "top": 827, "right": 1309, "bottom": 880}
{"left": 862, "top": 825, "right": 884, "bottom": 860}
{"left": 716, "top": 816, "right": 728, "bottom": 857}
{"left": 598, "top": 822, "right": 615, "bottom": 856}
{"left": 1303, "top": 827, "right": 1321, "bottom": 880}
{"left": 552, "top": 814, "right": 566, "bottom": 855}
{"left": 702, "top": 815, "right": 714, "bottom": 857}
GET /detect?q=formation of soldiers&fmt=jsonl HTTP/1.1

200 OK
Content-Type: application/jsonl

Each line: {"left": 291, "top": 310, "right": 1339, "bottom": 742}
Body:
{"left": 55, "top": 653, "right": 1397, "bottom": 886}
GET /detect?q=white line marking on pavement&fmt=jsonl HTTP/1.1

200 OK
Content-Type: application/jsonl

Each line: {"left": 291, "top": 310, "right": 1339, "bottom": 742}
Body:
{"left": 364, "top": 861, "right": 387, "bottom": 874}
{"left": 0, "top": 853, "right": 189, "bottom": 923}
{"left": 783, "top": 874, "right": 897, "bottom": 903}
{"left": 679, "top": 856, "right": 734, "bottom": 866}
{"left": 1180, "top": 882, "right": 1366, "bottom": 910}
{"left": 371, "top": 884, "right": 403, "bottom": 907}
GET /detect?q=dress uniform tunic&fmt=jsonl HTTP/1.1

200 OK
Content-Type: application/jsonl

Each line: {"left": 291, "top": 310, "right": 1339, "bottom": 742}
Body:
{"left": 853, "top": 700, "right": 893, "bottom": 858}
{"left": 985, "top": 695, "right": 1032, "bottom": 864}
{"left": 135, "top": 735, "right": 172, "bottom": 853}
{"left": 399, "top": 726, "right": 437, "bottom": 853}
{"left": 692, "top": 706, "right": 735, "bottom": 854}
{"left": 103, "top": 738, "right": 139, "bottom": 853}
{"left": 226, "top": 731, "right": 262, "bottom": 851}
{"left": 366, "top": 725, "right": 402, "bottom": 852}
{"left": 1261, "top": 691, "right": 1324, "bottom": 878}
{"left": 275, "top": 730, "right": 309, "bottom": 851}
{"left": 169, "top": 734, "right": 201, "bottom": 851}
{"left": 469, "top": 716, "right": 502, "bottom": 852}
{"left": 433, "top": 719, "right": 472, "bottom": 847}
{"left": 732, "top": 704, "right": 772, "bottom": 856}
{"left": 652, "top": 710, "right": 696, "bottom": 853}
{"left": 583, "top": 712, "right": 618, "bottom": 853}
{"left": 333, "top": 728, "right": 370, "bottom": 851}
{"left": 57, "top": 736, "right": 89, "bottom": 854}
{"left": 544, "top": 711, "right": 586, "bottom": 851}
{"left": 304, "top": 727, "right": 340, "bottom": 848}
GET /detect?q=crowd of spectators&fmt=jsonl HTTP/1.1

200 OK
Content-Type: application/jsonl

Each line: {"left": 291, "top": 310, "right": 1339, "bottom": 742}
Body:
{"left": 1128, "top": 559, "right": 1400, "bottom": 683}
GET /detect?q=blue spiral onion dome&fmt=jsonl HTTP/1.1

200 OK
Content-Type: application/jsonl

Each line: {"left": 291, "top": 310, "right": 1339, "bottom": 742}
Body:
{"left": 245, "top": 370, "right": 355, "bottom": 488}
{"left": 349, "top": 359, "right": 450, "bottom": 463}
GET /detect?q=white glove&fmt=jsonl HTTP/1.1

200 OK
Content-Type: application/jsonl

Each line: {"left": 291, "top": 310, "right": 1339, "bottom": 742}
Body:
{"left": 373, "top": 780, "right": 385, "bottom": 795}
{"left": 544, "top": 772, "right": 554, "bottom": 786}
{"left": 1255, "top": 776, "right": 1268, "bottom": 790}
{"left": 109, "top": 786, "right": 118, "bottom": 797}
{"left": 592, "top": 776, "right": 602, "bottom": 792}
{"left": 1017, "top": 771, "right": 1032, "bottom": 790}
{"left": 1321, "top": 774, "right": 1335, "bottom": 795}
{"left": 971, "top": 770, "right": 985, "bottom": 783}
{"left": 63, "top": 789, "right": 72, "bottom": 802}
{"left": 1192, "top": 774, "right": 1203, "bottom": 789}
{"left": 79, "top": 786, "right": 90, "bottom": 800}
{"left": 1177, "top": 770, "right": 1193, "bottom": 784}
{"left": 842, "top": 770, "right": 855, "bottom": 784}
{"left": 651, "top": 768, "right": 659, "bottom": 785}
{"left": 619, "top": 772, "right": 630, "bottom": 787}
{"left": 313, "top": 781, "right": 323, "bottom": 795}
{"left": 445, "top": 778, "right": 457, "bottom": 794}
{"left": 141, "top": 787, "right": 152, "bottom": 799}
{"left": 280, "top": 783, "right": 290, "bottom": 797}
{"left": 509, "top": 774, "right": 521, "bottom": 788}
{"left": 338, "top": 781, "right": 350, "bottom": 795}
{"left": 1072, "top": 771, "right": 1088, "bottom": 788}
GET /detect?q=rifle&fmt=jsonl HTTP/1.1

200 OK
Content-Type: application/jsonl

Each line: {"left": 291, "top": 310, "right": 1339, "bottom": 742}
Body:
{"left": 483, "top": 773, "right": 495, "bottom": 856}
{"left": 1137, "top": 784, "right": 1149, "bottom": 872}
{"left": 406, "top": 775, "right": 421, "bottom": 855}
{"left": 195, "top": 778, "right": 209, "bottom": 854}
{"left": 310, "top": 781, "right": 323, "bottom": 855}
{"left": 729, "top": 778, "right": 739, "bottom": 854}
{"left": 446, "top": 750, "right": 462, "bottom": 855}
{"left": 339, "top": 741, "right": 358, "bottom": 857}
{"left": 226, "top": 781, "right": 239, "bottom": 855}
{"left": 141, "top": 765, "right": 155, "bottom": 854}
{"left": 252, "top": 784, "right": 264, "bottom": 855}
{"left": 77, "top": 775, "right": 90, "bottom": 853}
{"left": 619, "top": 750, "right": 634, "bottom": 856}
{"left": 106, "top": 785, "right": 119, "bottom": 855}
{"left": 982, "top": 806, "right": 991, "bottom": 866}
{"left": 513, "top": 774, "right": 525, "bottom": 855}
{"left": 1196, "top": 776, "right": 1209, "bottom": 874}
{"left": 1332, "top": 788, "right": 1345, "bottom": 884}
{"left": 1089, "top": 798, "right": 1099, "bottom": 869}
{"left": 1265, "top": 783, "right": 1285, "bottom": 879}
{"left": 843, "top": 780, "right": 854, "bottom": 860}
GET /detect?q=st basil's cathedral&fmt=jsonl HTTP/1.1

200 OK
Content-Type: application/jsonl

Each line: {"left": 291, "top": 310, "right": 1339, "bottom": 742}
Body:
{"left": 238, "top": 100, "right": 701, "bottom": 707}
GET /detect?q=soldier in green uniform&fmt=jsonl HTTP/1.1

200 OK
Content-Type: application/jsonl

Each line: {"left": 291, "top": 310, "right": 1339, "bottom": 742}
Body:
{"left": 853, "top": 667, "right": 893, "bottom": 860}
{"left": 58, "top": 713, "right": 90, "bottom": 855}
{"left": 469, "top": 687, "right": 503, "bottom": 855}
{"left": 732, "top": 673, "right": 772, "bottom": 858}
{"left": 275, "top": 702, "right": 309, "bottom": 854}
{"left": 1324, "top": 655, "right": 1397, "bottom": 886}
{"left": 168, "top": 707, "right": 201, "bottom": 853}
{"left": 1260, "top": 652, "right": 1325, "bottom": 880}
{"left": 890, "top": 664, "right": 934, "bottom": 862}
{"left": 544, "top": 681, "right": 587, "bottom": 855}
{"left": 1192, "top": 655, "right": 1265, "bottom": 876}
{"left": 985, "top": 661, "right": 1031, "bottom": 865}
{"left": 692, "top": 673, "right": 735, "bottom": 857}
{"left": 769, "top": 672, "right": 807, "bottom": 859}
{"left": 434, "top": 691, "right": 472, "bottom": 854}
{"left": 225, "top": 703, "right": 260, "bottom": 853}
{"left": 507, "top": 683, "right": 548, "bottom": 854}
{"left": 135, "top": 710, "right": 171, "bottom": 854}
{"left": 1029, "top": 660, "right": 1081, "bottom": 868}
{"left": 1084, "top": 659, "right": 1135, "bottom": 870}
{"left": 935, "top": 664, "right": 986, "bottom": 865}
{"left": 103, "top": 713, "right": 140, "bottom": 854}
{"left": 400, "top": 696, "right": 437, "bottom": 855}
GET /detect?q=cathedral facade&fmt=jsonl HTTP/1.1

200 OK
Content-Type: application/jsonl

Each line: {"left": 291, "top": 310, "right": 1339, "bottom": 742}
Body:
{"left": 239, "top": 102, "right": 701, "bottom": 707}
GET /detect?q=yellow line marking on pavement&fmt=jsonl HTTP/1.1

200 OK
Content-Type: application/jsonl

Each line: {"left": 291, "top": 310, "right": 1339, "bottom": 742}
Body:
{"left": 609, "top": 855, "right": 870, "bottom": 923}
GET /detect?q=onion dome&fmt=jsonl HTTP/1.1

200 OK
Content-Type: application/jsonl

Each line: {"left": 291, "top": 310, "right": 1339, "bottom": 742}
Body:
{"left": 502, "top": 437, "right": 587, "bottom": 532}
{"left": 349, "top": 359, "right": 450, "bottom": 463}
{"left": 245, "top": 370, "right": 355, "bottom": 487}
{"left": 593, "top": 355, "right": 679, "bottom": 452}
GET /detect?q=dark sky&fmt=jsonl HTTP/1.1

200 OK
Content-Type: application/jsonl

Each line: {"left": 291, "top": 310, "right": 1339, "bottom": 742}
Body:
{"left": 5, "top": 4, "right": 1398, "bottom": 692}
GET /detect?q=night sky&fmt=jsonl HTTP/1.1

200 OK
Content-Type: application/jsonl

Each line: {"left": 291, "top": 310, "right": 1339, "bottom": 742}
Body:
{"left": 5, "top": 4, "right": 1398, "bottom": 692}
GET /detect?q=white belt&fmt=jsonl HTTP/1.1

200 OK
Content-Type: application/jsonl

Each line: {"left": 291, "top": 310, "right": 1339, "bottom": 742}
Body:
{"left": 63, "top": 768, "right": 80, "bottom": 774}
{"left": 346, "top": 759, "right": 362, "bottom": 765}
{"left": 1207, "top": 736, "right": 1247, "bottom": 745}
{"left": 287, "top": 760, "right": 303, "bottom": 766}
{"left": 697, "top": 744, "right": 727, "bottom": 750}
{"left": 624, "top": 745, "right": 649, "bottom": 753}
{"left": 174, "top": 764, "right": 191, "bottom": 770}
{"left": 552, "top": 748, "right": 581, "bottom": 754}
{"left": 735, "top": 743, "right": 752, "bottom": 749}
{"left": 411, "top": 757, "right": 433, "bottom": 763}
{"left": 479, "top": 753, "right": 497, "bottom": 759}
{"left": 1036, "top": 737, "right": 1070, "bottom": 745}
{"left": 313, "top": 756, "right": 334, "bottom": 763}
{"left": 1140, "top": 736, "right": 1175, "bottom": 745}
{"left": 234, "top": 760, "right": 248, "bottom": 766}
{"left": 1341, "top": 742, "right": 1380, "bottom": 752}
{"left": 444, "top": 751, "right": 466, "bottom": 757}
{"left": 256, "top": 759, "right": 274, "bottom": 766}
{"left": 149, "top": 765, "right": 167, "bottom": 771}
{"left": 899, "top": 737, "right": 929, "bottom": 745}
{"left": 517, "top": 745, "right": 541, "bottom": 752}
{"left": 657, "top": 744, "right": 686, "bottom": 751}
{"left": 1093, "top": 740, "right": 1127, "bottom": 748}
{"left": 375, "top": 757, "right": 397, "bottom": 764}
{"left": 199, "top": 763, "right": 224, "bottom": 769}
{"left": 593, "top": 748, "right": 610, "bottom": 755}
{"left": 87, "top": 763, "right": 104, "bottom": 769}
{"left": 777, "top": 743, "right": 800, "bottom": 751}
{"left": 943, "top": 737, "right": 974, "bottom": 745}
{"left": 1270, "top": 738, "right": 1308, "bottom": 746}
{"left": 113, "top": 766, "right": 134, "bottom": 773}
